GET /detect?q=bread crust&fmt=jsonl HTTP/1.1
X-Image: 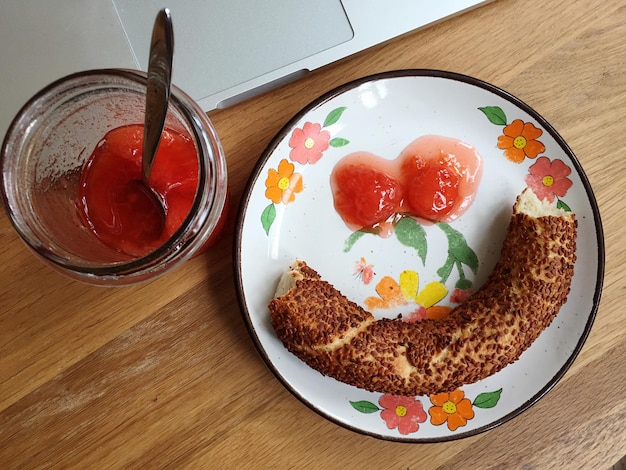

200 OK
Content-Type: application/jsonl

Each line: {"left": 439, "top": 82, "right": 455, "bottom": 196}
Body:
{"left": 268, "top": 190, "right": 577, "bottom": 396}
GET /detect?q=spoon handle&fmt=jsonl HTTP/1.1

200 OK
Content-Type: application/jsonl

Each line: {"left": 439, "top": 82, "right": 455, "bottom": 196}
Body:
{"left": 142, "top": 8, "right": 174, "bottom": 181}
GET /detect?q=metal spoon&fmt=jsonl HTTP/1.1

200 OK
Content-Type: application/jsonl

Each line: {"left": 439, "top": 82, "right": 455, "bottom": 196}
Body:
{"left": 142, "top": 7, "right": 174, "bottom": 181}
{"left": 123, "top": 8, "right": 174, "bottom": 242}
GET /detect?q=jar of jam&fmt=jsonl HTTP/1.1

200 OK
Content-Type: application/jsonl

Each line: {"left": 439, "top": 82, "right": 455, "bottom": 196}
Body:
{"left": 1, "top": 69, "right": 228, "bottom": 285}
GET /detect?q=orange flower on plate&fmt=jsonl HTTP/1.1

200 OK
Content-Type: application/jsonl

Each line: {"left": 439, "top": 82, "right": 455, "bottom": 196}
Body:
{"left": 365, "top": 276, "right": 405, "bottom": 310}
{"left": 428, "top": 389, "right": 475, "bottom": 431}
{"left": 364, "top": 271, "right": 450, "bottom": 321}
{"left": 497, "top": 119, "right": 545, "bottom": 163}
{"left": 264, "top": 159, "right": 303, "bottom": 204}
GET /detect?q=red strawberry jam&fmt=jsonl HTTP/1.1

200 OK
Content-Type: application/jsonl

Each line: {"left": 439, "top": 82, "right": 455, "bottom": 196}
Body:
{"left": 398, "top": 135, "right": 482, "bottom": 222}
{"left": 331, "top": 163, "right": 404, "bottom": 230}
{"left": 330, "top": 135, "right": 482, "bottom": 233}
{"left": 78, "top": 124, "right": 199, "bottom": 257}
{"left": 404, "top": 161, "right": 460, "bottom": 219}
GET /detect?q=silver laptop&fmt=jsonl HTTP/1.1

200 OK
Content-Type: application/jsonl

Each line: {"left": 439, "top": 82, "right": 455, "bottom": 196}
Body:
{"left": 0, "top": 0, "right": 490, "bottom": 138}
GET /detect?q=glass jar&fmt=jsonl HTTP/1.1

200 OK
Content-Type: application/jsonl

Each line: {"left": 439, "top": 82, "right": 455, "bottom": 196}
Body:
{"left": 1, "top": 69, "right": 228, "bottom": 286}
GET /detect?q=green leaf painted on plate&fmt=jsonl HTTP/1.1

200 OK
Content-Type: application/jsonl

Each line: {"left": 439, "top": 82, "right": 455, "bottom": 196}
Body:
{"left": 473, "top": 388, "right": 503, "bottom": 409}
{"left": 437, "top": 255, "right": 455, "bottom": 282}
{"left": 261, "top": 203, "right": 276, "bottom": 235}
{"left": 556, "top": 198, "right": 572, "bottom": 212}
{"left": 324, "top": 106, "right": 347, "bottom": 127}
{"left": 437, "top": 223, "right": 479, "bottom": 274}
{"left": 395, "top": 217, "right": 427, "bottom": 264}
{"left": 329, "top": 137, "right": 350, "bottom": 147}
{"left": 350, "top": 400, "right": 380, "bottom": 414}
{"left": 344, "top": 230, "right": 366, "bottom": 252}
{"left": 479, "top": 106, "right": 507, "bottom": 126}
{"left": 455, "top": 278, "right": 473, "bottom": 291}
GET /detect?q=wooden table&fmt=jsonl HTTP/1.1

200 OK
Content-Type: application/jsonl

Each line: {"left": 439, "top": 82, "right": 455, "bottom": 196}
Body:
{"left": 1, "top": 0, "right": 625, "bottom": 468}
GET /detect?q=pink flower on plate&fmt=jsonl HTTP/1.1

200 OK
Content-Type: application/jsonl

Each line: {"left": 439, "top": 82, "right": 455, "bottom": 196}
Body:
{"left": 378, "top": 394, "right": 427, "bottom": 435}
{"left": 354, "top": 257, "right": 375, "bottom": 285}
{"left": 450, "top": 287, "right": 472, "bottom": 304}
{"left": 524, "top": 156, "right": 573, "bottom": 202}
{"left": 288, "top": 122, "right": 331, "bottom": 165}
{"left": 403, "top": 305, "right": 428, "bottom": 323}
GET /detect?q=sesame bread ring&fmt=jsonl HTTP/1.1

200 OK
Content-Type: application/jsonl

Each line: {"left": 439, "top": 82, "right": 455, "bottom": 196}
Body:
{"left": 268, "top": 189, "right": 577, "bottom": 396}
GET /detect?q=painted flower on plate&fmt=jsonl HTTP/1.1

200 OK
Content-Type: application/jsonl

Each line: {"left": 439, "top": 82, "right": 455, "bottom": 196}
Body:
{"left": 288, "top": 122, "right": 331, "bottom": 165}
{"left": 379, "top": 394, "right": 427, "bottom": 435}
{"left": 365, "top": 270, "right": 450, "bottom": 321}
{"left": 428, "top": 389, "right": 475, "bottom": 431}
{"left": 524, "top": 156, "right": 573, "bottom": 202}
{"left": 497, "top": 119, "right": 545, "bottom": 163}
{"left": 264, "top": 158, "right": 304, "bottom": 204}
{"left": 354, "top": 257, "right": 375, "bottom": 285}
{"left": 450, "top": 287, "right": 473, "bottom": 304}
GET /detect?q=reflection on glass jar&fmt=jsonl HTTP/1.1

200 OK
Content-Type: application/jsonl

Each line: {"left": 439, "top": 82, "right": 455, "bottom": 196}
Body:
{"left": 1, "top": 69, "right": 228, "bottom": 286}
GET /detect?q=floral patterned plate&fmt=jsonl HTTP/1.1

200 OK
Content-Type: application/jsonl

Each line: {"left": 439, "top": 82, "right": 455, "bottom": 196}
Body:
{"left": 234, "top": 70, "right": 604, "bottom": 442}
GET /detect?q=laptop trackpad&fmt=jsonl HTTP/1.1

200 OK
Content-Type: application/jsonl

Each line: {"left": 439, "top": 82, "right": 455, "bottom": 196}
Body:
{"left": 113, "top": 0, "right": 354, "bottom": 99}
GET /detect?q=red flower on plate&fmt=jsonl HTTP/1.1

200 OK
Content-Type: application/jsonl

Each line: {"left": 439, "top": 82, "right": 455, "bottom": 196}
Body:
{"left": 288, "top": 122, "right": 331, "bottom": 165}
{"left": 450, "top": 287, "right": 472, "bottom": 304}
{"left": 378, "top": 394, "right": 427, "bottom": 435}
{"left": 525, "top": 156, "right": 573, "bottom": 202}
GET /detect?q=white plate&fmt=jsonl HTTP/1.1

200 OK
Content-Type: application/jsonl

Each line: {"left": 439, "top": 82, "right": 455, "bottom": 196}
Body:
{"left": 234, "top": 70, "right": 604, "bottom": 442}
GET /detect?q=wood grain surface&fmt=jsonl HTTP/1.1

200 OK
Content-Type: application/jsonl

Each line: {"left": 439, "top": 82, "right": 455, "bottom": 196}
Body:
{"left": 1, "top": 0, "right": 625, "bottom": 468}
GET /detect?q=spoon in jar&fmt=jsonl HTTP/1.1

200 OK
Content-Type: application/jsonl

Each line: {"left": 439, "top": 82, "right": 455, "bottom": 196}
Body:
{"left": 125, "top": 8, "right": 174, "bottom": 242}
{"left": 142, "top": 7, "right": 174, "bottom": 185}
